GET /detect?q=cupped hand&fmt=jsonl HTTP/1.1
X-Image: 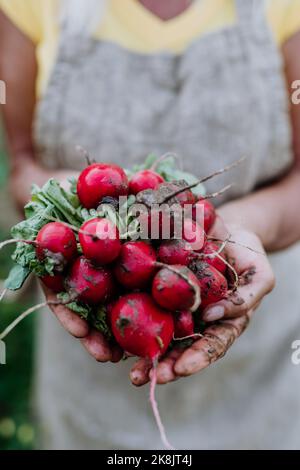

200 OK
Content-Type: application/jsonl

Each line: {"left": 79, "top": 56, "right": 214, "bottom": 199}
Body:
{"left": 41, "top": 286, "right": 123, "bottom": 364}
{"left": 130, "top": 216, "right": 275, "bottom": 386}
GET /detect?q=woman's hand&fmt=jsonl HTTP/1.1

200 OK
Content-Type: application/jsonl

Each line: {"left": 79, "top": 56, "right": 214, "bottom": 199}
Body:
{"left": 130, "top": 216, "right": 275, "bottom": 386}
{"left": 10, "top": 158, "right": 83, "bottom": 210}
{"left": 42, "top": 285, "right": 123, "bottom": 363}
{"left": 53, "top": 170, "right": 80, "bottom": 191}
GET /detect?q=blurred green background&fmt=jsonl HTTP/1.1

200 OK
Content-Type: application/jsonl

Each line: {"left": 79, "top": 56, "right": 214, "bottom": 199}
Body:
{"left": 0, "top": 125, "right": 36, "bottom": 450}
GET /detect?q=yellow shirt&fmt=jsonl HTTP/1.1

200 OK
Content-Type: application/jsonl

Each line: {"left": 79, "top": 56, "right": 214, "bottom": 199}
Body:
{"left": 1, "top": 0, "right": 300, "bottom": 95}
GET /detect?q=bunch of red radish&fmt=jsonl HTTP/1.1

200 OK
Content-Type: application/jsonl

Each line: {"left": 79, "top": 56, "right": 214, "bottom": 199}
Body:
{"left": 38, "top": 162, "right": 230, "bottom": 362}
{"left": 0, "top": 158, "right": 238, "bottom": 450}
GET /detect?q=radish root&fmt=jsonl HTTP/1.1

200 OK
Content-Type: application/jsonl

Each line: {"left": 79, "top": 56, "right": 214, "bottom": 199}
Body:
{"left": 196, "top": 156, "right": 246, "bottom": 186}
{"left": 173, "top": 332, "right": 203, "bottom": 341}
{"left": 196, "top": 235, "right": 240, "bottom": 290}
{"left": 202, "top": 184, "right": 233, "bottom": 200}
{"left": 163, "top": 157, "right": 245, "bottom": 203}
{"left": 150, "top": 152, "right": 179, "bottom": 172}
{"left": 208, "top": 236, "right": 265, "bottom": 256}
{"left": 0, "top": 288, "right": 8, "bottom": 303}
{"left": 0, "top": 295, "right": 77, "bottom": 341}
{"left": 200, "top": 237, "right": 230, "bottom": 259}
{"left": 150, "top": 360, "right": 175, "bottom": 450}
{"left": 76, "top": 145, "right": 96, "bottom": 166}
{"left": 214, "top": 252, "right": 239, "bottom": 291}
{"left": 0, "top": 239, "right": 36, "bottom": 251}
{"left": 0, "top": 301, "right": 48, "bottom": 341}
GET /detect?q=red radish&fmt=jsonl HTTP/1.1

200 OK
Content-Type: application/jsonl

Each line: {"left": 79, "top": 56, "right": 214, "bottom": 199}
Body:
{"left": 36, "top": 222, "right": 77, "bottom": 269}
{"left": 157, "top": 239, "right": 194, "bottom": 266}
{"left": 193, "top": 198, "right": 216, "bottom": 233}
{"left": 129, "top": 170, "right": 164, "bottom": 195}
{"left": 111, "top": 293, "right": 174, "bottom": 359}
{"left": 79, "top": 218, "right": 121, "bottom": 265}
{"left": 77, "top": 163, "right": 129, "bottom": 209}
{"left": 110, "top": 292, "right": 175, "bottom": 449}
{"left": 174, "top": 310, "right": 195, "bottom": 339}
{"left": 114, "top": 241, "right": 157, "bottom": 289}
{"left": 158, "top": 239, "right": 226, "bottom": 273}
{"left": 201, "top": 241, "right": 227, "bottom": 274}
{"left": 181, "top": 218, "right": 206, "bottom": 252}
{"left": 152, "top": 265, "right": 201, "bottom": 312}
{"left": 41, "top": 273, "right": 65, "bottom": 293}
{"left": 67, "top": 256, "right": 113, "bottom": 304}
{"left": 192, "top": 261, "right": 228, "bottom": 309}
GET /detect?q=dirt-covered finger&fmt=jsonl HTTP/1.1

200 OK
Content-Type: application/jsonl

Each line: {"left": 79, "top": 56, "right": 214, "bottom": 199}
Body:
{"left": 151, "top": 347, "right": 183, "bottom": 384}
{"left": 80, "top": 330, "right": 112, "bottom": 362}
{"left": 174, "top": 316, "right": 250, "bottom": 376}
{"left": 110, "top": 343, "right": 124, "bottom": 363}
{"left": 42, "top": 285, "right": 90, "bottom": 338}
{"left": 202, "top": 268, "right": 274, "bottom": 321}
{"left": 130, "top": 358, "right": 152, "bottom": 386}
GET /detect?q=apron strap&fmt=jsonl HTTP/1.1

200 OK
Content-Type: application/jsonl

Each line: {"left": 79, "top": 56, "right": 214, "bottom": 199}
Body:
{"left": 60, "top": 0, "right": 103, "bottom": 37}
{"left": 58, "top": 0, "right": 102, "bottom": 60}
{"left": 235, "top": 0, "right": 267, "bottom": 28}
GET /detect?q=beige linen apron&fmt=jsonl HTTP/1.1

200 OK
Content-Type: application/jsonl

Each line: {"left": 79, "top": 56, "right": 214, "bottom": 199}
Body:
{"left": 33, "top": 0, "right": 300, "bottom": 449}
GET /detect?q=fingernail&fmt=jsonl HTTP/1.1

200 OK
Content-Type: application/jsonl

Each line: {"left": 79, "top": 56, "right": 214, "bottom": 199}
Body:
{"left": 203, "top": 305, "right": 225, "bottom": 322}
{"left": 131, "top": 372, "right": 141, "bottom": 383}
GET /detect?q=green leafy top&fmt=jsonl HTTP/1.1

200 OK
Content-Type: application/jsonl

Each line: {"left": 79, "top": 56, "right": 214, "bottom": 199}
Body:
{"left": 5, "top": 180, "right": 84, "bottom": 291}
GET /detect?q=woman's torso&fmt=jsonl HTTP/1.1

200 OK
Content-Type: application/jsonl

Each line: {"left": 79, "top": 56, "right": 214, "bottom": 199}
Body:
{"left": 18, "top": 0, "right": 300, "bottom": 449}
{"left": 1, "top": 0, "right": 300, "bottom": 95}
